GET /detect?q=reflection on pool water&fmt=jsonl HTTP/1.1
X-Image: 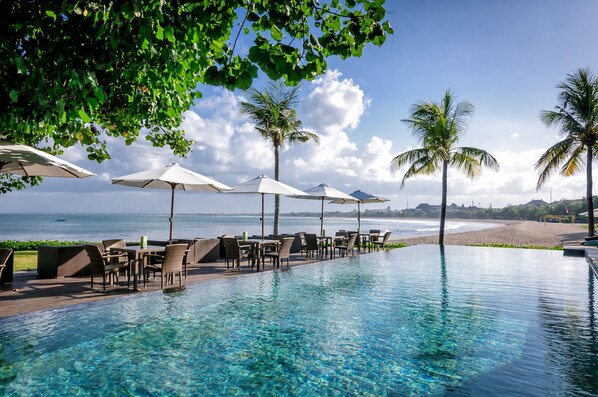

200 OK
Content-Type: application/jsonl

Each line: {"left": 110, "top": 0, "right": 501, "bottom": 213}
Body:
{"left": 0, "top": 245, "right": 597, "bottom": 396}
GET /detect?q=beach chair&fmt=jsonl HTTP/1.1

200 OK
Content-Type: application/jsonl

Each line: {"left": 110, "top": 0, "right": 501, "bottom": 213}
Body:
{"left": 144, "top": 244, "right": 187, "bottom": 289}
{"left": 372, "top": 231, "right": 392, "bottom": 251}
{"left": 263, "top": 237, "right": 294, "bottom": 268}
{"left": 84, "top": 245, "right": 130, "bottom": 291}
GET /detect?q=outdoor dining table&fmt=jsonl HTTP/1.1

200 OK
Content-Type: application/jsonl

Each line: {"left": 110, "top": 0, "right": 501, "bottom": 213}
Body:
{"left": 239, "top": 239, "right": 280, "bottom": 271}
{"left": 354, "top": 233, "right": 380, "bottom": 253}
{"left": 111, "top": 245, "right": 166, "bottom": 291}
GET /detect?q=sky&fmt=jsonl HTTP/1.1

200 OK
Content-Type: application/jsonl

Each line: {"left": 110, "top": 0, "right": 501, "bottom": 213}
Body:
{"left": 4, "top": 0, "right": 598, "bottom": 215}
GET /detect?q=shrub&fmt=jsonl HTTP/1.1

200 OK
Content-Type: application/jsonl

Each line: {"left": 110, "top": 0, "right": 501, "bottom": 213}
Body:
{"left": 0, "top": 240, "right": 97, "bottom": 251}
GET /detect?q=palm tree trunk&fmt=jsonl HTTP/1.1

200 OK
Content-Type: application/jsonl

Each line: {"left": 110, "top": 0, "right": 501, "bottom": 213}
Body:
{"left": 587, "top": 146, "right": 595, "bottom": 237}
{"left": 274, "top": 145, "right": 280, "bottom": 235}
{"left": 439, "top": 160, "right": 448, "bottom": 245}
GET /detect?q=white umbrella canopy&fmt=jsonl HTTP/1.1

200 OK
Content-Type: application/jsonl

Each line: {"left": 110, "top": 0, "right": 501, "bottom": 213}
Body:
{"left": 225, "top": 174, "right": 306, "bottom": 239}
{"left": 0, "top": 140, "right": 95, "bottom": 178}
{"left": 330, "top": 190, "right": 390, "bottom": 231}
{"left": 112, "top": 163, "right": 232, "bottom": 240}
{"left": 292, "top": 183, "right": 354, "bottom": 236}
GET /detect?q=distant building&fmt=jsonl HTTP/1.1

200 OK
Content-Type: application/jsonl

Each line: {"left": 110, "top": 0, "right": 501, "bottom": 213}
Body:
{"left": 415, "top": 203, "right": 440, "bottom": 211}
{"left": 525, "top": 199, "right": 548, "bottom": 207}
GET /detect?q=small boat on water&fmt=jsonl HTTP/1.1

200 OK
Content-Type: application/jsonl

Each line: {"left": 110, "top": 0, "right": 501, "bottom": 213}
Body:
{"left": 56, "top": 218, "right": 66, "bottom": 222}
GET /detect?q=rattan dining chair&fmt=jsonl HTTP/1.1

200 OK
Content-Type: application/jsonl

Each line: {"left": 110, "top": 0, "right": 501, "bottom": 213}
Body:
{"left": 84, "top": 245, "right": 130, "bottom": 291}
{"left": 144, "top": 243, "right": 187, "bottom": 289}
{"left": 102, "top": 239, "right": 129, "bottom": 265}
{"left": 372, "top": 231, "right": 392, "bottom": 251}
{"left": 223, "top": 237, "right": 252, "bottom": 269}
{"left": 0, "top": 248, "right": 12, "bottom": 282}
{"left": 334, "top": 233, "right": 358, "bottom": 257}
{"left": 297, "top": 232, "right": 307, "bottom": 256}
{"left": 304, "top": 233, "right": 320, "bottom": 258}
{"left": 263, "top": 237, "right": 294, "bottom": 268}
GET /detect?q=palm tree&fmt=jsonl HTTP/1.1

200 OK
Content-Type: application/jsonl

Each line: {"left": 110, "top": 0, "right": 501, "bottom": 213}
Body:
{"left": 536, "top": 68, "right": 598, "bottom": 237}
{"left": 391, "top": 90, "right": 499, "bottom": 245}
{"left": 241, "top": 81, "right": 319, "bottom": 235}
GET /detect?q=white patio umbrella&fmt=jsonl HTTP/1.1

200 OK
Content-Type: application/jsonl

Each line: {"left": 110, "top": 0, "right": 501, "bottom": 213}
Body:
{"left": 330, "top": 190, "right": 390, "bottom": 231}
{"left": 112, "top": 163, "right": 232, "bottom": 241}
{"left": 0, "top": 140, "right": 95, "bottom": 178}
{"left": 292, "top": 183, "right": 354, "bottom": 236}
{"left": 225, "top": 174, "right": 306, "bottom": 239}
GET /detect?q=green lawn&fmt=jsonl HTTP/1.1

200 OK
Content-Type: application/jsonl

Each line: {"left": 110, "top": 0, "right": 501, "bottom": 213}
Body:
{"left": 13, "top": 251, "right": 37, "bottom": 271}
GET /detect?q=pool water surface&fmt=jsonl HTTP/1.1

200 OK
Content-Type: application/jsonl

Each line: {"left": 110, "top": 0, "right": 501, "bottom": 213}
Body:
{"left": 0, "top": 245, "right": 597, "bottom": 396}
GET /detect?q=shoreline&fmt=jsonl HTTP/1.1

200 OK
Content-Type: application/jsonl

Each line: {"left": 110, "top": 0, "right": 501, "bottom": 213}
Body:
{"left": 394, "top": 219, "right": 587, "bottom": 247}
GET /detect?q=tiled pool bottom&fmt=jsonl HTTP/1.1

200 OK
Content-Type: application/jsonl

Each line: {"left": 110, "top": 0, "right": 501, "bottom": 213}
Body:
{"left": 0, "top": 245, "right": 597, "bottom": 396}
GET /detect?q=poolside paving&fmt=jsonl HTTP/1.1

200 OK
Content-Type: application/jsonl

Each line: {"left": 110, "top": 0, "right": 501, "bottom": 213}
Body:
{"left": 0, "top": 253, "right": 328, "bottom": 318}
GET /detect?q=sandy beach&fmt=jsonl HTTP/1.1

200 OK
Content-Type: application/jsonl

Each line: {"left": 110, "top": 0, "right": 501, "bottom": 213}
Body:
{"left": 396, "top": 219, "right": 588, "bottom": 247}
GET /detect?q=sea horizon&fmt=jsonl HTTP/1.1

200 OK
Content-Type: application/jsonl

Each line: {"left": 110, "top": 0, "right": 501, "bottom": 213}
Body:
{"left": 0, "top": 213, "right": 501, "bottom": 242}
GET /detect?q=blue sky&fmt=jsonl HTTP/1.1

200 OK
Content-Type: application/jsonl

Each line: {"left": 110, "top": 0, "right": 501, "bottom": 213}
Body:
{"left": 4, "top": 1, "right": 598, "bottom": 214}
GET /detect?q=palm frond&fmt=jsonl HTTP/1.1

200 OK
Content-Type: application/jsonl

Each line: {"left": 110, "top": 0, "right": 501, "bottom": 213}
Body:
{"left": 391, "top": 148, "right": 441, "bottom": 188}
{"left": 542, "top": 68, "right": 598, "bottom": 144}
{"left": 560, "top": 145, "right": 585, "bottom": 177}
{"left": 240, "top": 80, "right": 316, "bottom": 149}
{"left": 454, "top": 147, "right": 500, "bottom": 172}
{"left": 390, "top": 148, "right": 432, "bottom": 172}
{"left": 535, "top": 137, "right": 580, "bottom": 189}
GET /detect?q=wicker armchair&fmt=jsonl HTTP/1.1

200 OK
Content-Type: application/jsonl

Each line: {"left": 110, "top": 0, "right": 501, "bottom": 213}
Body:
{"left": 144, "top": 244, "right": 187, "bottom": 289}
{"left": 334, "top": 233, "right": 358, "bottom": 257}
{"left": 84, "top": 245, "right": 130, "bottom": 291}
{"left": 372, "top": 231, "right": 392, "bottom": 251}
{"left": 297, "top": 232, "right": 307, "bottom": 256}
{"left": 263, "top": 237, "right": 294, "bottom": 268}
{"left": 102, "top": 239, "right": 129, "bottom": 265}
{"left": 223, "top": 237, "right": 252, "bottom": 269}
{"left": 334, "top": 231, "right": 348, "bottom": 246}
{"left": 0, "top": 248, "right": 12, "bottom": 282}
{"left": 304, "top": 233, "right": 320, "bottom": 258}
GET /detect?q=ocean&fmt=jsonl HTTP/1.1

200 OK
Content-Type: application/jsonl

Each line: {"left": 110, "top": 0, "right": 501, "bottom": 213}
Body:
{"left": 0, "top": 213, "right": 500, "bottom": 242}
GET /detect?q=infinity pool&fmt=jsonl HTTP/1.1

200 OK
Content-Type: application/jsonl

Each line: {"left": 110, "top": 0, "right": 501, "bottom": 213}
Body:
{"left": 1, "top": 245, "right": 597, "bottom": 396}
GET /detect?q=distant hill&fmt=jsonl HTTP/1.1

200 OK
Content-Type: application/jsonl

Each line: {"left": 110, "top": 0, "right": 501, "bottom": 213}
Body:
{"left": 283, "top": 197, "right": 596, "bottom": 222}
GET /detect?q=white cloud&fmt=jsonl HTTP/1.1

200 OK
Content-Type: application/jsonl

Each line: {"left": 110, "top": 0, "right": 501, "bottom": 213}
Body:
{"left": 2, "top": 74, "right": 593, "bottom": 214}
{"left": 302, "top": 70, "right": 370, "bottom": 132}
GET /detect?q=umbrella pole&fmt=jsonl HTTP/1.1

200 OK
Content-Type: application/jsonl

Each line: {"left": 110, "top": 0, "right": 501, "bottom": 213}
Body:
{"left": 320, "top": 198, "right": 324, "bottom": 236}
{"left": 261, "top": 193, "right": 265, "bottom": 240}
{"left": 358, "top": 202, "right": 361, "bottom": 232}
{"left": 169, "top": 183, "right": 175, "bottom": 242}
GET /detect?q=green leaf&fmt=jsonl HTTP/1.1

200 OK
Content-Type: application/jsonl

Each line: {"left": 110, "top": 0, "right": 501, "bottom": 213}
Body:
{"left": 9, "top": 89, "right": 19, "bottom": 103}
{"left": 45, "top": 10, "right": 57, "bottom": 21}
{"left": 78, "top": 109, "right": 91, "bottom": 123}
{"left": 164, "top": 26, "right": 175, "bottom": 43}
{"left": 155, "top": 24, "right": 164, "bottom": 40}
{"left": 14, "top": 57, "right": 26, "bottom": 74}
{"left": 271, "top": 25, "right": 283, "bottom": 41}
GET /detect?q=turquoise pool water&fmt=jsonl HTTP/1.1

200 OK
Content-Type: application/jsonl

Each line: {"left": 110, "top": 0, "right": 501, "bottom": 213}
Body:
{"left": 1, "top": 245, "right": 597, "bottom": 396}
